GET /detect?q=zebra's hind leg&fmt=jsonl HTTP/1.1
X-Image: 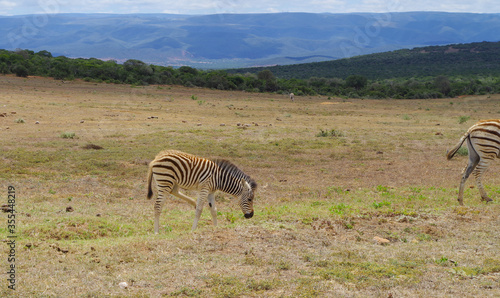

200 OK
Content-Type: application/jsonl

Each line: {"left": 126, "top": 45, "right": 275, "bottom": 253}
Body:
{"left": 458, "top": 139, "right": 480, "bottom": 205}
{"left": 474, "top": 161, "right": 493, "bottom": 203}
{"left": 171, "top": 184, "right": 197, "bottom": 207}
{"left": 207, "top": 193, "right": 218, "bottom": 226}
{"left": 154, "top": 187, "right": 171, "bottom": 234}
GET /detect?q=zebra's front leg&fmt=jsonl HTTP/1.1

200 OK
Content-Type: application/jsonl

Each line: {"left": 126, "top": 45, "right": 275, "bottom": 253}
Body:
{"left": 192, "top": 189, "right": 209, "bottom": 231}
{"left": 191, "top": 198, "right": 203, "bottom": 231}
{"left": 207, "top": 193, "right": 218, "bottom": 226}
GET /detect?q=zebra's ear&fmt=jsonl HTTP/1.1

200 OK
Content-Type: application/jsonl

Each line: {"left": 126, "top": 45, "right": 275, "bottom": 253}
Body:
{"left": 249, "top": 180, "right": 257, "bottom": 191}
{"left": 241, "top": 178, "right": 251, "bottom": 190}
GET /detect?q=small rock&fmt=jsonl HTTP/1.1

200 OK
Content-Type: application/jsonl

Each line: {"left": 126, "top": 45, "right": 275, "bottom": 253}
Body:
{"left": 66, "top": 206, "right": 74, "bottom": 212}
{"left": 435, "top": 132, "right": 443, "bottom": 136}
{"left": 119, "top": 282, "right": 128, "bottom": 289}
{"left": 35, "top": 121, "right": 40, "bottom": 124}
{"left": 373, "top": 236, "right": 390, "bottom": 245}
{"left": 220, "top": 123, "right": 226, "bottom": 126}
{"left": 196, "top": 123, "right": 202, "bottom": 126}
{"left": 80, "top": 120, "right": 85, "bottom": 123}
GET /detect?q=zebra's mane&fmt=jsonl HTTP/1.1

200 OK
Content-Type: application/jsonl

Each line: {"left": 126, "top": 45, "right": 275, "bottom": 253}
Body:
{"left": 213, "top": 159, "right": 257, "bottom": 190}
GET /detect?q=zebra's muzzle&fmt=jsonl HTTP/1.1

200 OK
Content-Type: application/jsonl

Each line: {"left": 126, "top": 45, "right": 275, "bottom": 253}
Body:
{"left": 244, "top": 211, "right": 254, "bottom": 219}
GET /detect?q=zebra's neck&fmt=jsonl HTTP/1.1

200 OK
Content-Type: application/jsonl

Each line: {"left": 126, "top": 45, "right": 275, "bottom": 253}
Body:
{"left": 212, "top": 159, "right": 247, "bottom": 196}
{"left": 215, "top": 169, "right": 245, "bottom": 196}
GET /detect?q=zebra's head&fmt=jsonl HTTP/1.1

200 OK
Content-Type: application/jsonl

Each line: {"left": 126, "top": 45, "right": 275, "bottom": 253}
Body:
{"left": 239, "top": 178, "right": 257, "bottom": 219}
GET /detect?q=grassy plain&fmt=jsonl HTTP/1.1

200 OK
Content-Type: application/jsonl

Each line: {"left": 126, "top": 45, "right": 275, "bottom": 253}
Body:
{"left": 1, "top": 75, "right": 499, "bottom": 297}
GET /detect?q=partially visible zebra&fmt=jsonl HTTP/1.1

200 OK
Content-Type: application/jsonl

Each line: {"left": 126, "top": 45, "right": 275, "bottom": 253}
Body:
{"left": 147, "top": 150, "right": 257, "bottom": 233}
{"left": 447, "top": 119, "right": 500, "bottom": 205}
{"left": 289, "top": 93, "right": 294, "bottom": 101}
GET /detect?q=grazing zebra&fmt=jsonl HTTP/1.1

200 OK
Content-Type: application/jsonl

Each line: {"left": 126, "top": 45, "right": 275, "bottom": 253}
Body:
{"left": 447, "top": 119, "right": 500, "bottom": 205}
{"left": 147, "top": 150, "right": 257, "bottom": 233}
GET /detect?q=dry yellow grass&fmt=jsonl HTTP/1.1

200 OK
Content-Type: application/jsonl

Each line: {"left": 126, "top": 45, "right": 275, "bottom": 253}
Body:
{"left": 1, "top": 75, "right": 499, "bottom": 297}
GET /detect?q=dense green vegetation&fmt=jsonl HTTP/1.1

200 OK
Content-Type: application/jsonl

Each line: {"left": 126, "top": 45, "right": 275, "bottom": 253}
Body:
{"left": 229, "top": 41, "right": 500, "bottom": 80}
{"left": 1, "top": 41, "right": 500, "bottom": 99}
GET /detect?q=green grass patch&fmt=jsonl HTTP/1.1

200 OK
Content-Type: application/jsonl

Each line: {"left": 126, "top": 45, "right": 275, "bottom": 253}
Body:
{"left": 316, "top": 259, "right": 422, "bottom": 286}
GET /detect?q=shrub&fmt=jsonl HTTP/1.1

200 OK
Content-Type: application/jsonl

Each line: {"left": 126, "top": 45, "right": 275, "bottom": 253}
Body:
{"left": 458, "top": 116, "right": 470, "bottom": 124}
{"left": 316, "top": 129, "right": 344, "bottom": 137}
{"left": 60, "top": 132, "right": 76, "bottom": 139}
{"left": 457, "top": 147, "right": 468, "bottom": 156}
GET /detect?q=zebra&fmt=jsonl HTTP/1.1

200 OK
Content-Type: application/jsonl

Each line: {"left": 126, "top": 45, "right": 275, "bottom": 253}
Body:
{"left": 447, "top": 119, "right": 500, "bottom": 205}
{"left": 147, "top": 150, "right": 257, "bottom": 233}
{"left": 289, "top": 92, "right": 294, "bottom": 101}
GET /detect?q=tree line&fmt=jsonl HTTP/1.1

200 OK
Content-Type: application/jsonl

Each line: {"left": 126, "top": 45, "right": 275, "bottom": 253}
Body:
{"left": 1, "top": 48, "right": 500, "bottom": 99}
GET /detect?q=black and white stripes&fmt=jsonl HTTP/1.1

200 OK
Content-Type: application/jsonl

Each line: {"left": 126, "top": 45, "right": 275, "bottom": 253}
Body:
{"left": 447, "top": 119, "right": 500, "bottom": 205}
{"left": 147, "top": 150, "right": 257, "bottom": 233}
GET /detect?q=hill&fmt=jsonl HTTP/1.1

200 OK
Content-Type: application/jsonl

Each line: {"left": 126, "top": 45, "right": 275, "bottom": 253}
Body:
{"left": 227, "top": 41, "right": 500, "bottom": 80}
{"left": 1, "top": 12, "right": 500, "bottom": 68}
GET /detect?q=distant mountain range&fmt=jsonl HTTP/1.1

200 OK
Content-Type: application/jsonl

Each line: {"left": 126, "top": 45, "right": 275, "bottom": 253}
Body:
{"left": 1, "top": 12, "right": 500, "bottom": 69}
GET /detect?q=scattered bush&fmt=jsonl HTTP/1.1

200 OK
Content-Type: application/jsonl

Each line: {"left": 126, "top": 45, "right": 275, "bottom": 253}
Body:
{"left": 60, "top": 132, "right": 76, "bottom": 139}
{"left": 458, "top": 116, "right": 470, "bottom": 124}
{"left": 316, "top": 129, "right": 344, "bottom": 137}
{"left": 457, "top": 147, "right": 468, "bottom": 156}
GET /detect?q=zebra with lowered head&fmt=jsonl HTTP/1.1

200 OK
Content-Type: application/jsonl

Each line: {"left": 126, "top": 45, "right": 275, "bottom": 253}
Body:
{"left": 147, "top": 150, "right": 257, "bottom": 233}
{"left": 447, "top": 119, "right": 500, "bottom": 205}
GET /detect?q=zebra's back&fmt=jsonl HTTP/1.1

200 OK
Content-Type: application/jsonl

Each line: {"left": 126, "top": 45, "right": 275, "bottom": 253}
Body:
{"left": 149, "top": 150, "right": 217, "bottom": 191}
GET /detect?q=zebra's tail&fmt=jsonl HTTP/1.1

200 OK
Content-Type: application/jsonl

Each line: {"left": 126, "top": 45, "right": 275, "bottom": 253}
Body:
{"left": 147, "top": 162, "right": 154, "bottom": 199}
{"left": 446, "top": 132, "right": 469, "bottom": 160}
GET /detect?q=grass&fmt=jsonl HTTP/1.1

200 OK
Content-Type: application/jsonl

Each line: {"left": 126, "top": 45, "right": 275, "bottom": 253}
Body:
{"left": 0, "top": 75, "right": 499, "bottom": 296}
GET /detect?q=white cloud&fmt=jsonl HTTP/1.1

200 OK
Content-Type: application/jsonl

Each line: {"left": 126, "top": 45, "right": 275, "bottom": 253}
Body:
{"left": 0, "top": 0, "right": 17, "bottom": 15}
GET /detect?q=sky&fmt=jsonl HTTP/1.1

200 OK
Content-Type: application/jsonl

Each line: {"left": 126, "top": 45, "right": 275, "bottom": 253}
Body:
{"left": 0, "top": 0, "right": 499, "bottom": 16}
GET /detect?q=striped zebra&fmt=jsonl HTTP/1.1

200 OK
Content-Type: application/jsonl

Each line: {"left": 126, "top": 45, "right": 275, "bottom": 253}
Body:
{"left": 147, "top": 150, "right": 257, "bottom": 233}
{"left": 447, "top": 119, "right": 500, "bottom": 205}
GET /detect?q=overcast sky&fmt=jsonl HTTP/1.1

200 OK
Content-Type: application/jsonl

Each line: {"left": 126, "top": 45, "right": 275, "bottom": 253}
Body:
{"left": 1, "top": 0, "right": 499, "bottom": 16}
